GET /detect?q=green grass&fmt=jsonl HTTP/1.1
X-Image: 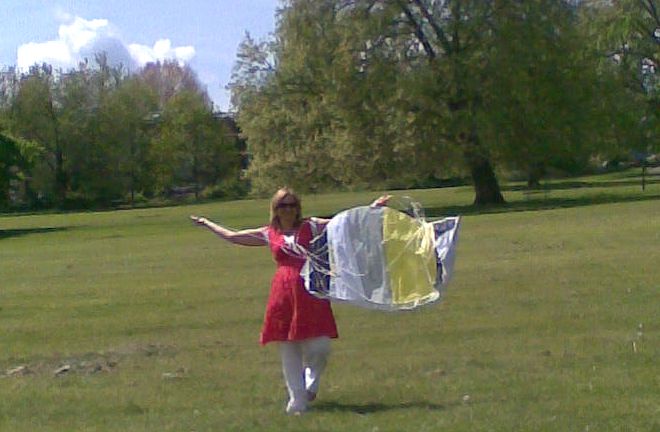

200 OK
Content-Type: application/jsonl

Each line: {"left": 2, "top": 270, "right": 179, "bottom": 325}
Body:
{"left": 1, "top": 169, "right": 659, "bottom": 431}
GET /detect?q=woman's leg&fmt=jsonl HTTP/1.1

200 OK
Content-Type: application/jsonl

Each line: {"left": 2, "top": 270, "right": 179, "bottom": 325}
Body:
{"left": 301, "top": 336, "right": 331, "bottom": 399}
{"left": 279, "top": 341, "right": 307, "bottom": 414}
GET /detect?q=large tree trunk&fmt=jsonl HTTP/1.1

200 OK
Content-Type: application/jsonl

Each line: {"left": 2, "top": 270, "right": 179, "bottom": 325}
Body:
{"left": 464, "top": 147, "right": 505, "bottom": 206}
{"left": 449, "top": 87, "right": 504, "bottom": 206}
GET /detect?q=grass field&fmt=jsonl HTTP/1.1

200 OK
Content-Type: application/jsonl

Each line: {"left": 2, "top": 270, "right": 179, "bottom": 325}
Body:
{"left": 1, "top": 169, "right": 659, "bottom": 431}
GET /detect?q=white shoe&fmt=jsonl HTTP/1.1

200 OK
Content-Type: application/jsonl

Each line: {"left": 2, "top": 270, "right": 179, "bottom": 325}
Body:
{"left": 285, "top": 400, "right": 307, "bottom": 415}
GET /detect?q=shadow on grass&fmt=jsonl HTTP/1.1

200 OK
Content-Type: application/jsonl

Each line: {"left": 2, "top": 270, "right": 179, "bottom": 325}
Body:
{"left": 502, "top": 177, "right": 660, "bottom": 192}
{"left": 425, "top": 192, "right": 660, "bottom": 217}
{"left": 0, "top": 226, "right": 71, "bottom": 240}
{"left": 313, "top": 400, "right": 445, "bottom": 414}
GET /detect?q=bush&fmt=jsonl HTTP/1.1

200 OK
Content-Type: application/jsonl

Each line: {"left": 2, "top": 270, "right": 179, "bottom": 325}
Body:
{"left": 200, "top": 179, "right": 250, "bottom": 201}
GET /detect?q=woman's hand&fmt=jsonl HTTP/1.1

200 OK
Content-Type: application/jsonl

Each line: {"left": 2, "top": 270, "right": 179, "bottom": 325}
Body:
{"left": 370, "top": 195, "right": 391, "bottom": 208}
{"left": 190, "top": 215, "right": 207, "bottom": 226}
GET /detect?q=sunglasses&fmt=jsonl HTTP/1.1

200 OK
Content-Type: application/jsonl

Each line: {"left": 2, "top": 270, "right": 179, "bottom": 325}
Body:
{"left": 276, "top": 202, "right": 298, "bottom": 209}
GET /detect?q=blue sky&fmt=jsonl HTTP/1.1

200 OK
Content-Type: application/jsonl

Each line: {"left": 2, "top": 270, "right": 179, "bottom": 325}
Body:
{"left": 0, "top": 0, "right": 280, "bottom": 110}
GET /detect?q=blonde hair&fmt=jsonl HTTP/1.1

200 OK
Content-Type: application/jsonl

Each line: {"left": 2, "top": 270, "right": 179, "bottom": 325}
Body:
{"left": 269, "top": 187, "right": 302, "bottom": 230}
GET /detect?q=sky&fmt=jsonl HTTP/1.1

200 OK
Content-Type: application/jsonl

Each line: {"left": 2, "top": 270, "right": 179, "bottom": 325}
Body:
{"left": 0, "top": 0, "right": 280, "bottom": 111}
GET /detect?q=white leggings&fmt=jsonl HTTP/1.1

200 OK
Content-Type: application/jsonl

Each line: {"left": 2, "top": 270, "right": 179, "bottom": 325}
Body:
{"left": 279, "top": 336, "right": 331, "bottom": 410}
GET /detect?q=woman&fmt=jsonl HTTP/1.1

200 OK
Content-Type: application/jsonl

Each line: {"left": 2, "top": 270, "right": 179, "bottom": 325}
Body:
{"left": 191, "top": 188, "right": 388, "bottom": 414}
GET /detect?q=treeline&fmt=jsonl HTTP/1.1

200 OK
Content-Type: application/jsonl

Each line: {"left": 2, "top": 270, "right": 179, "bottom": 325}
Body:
{"left": 0, "top": 57, "right": 244, "bottom": 210}
{"left": 229, "top": 0, "right": 659, "bottom": 204}
{"left": 2, "top": 0, "right": 659, "bottom": 210}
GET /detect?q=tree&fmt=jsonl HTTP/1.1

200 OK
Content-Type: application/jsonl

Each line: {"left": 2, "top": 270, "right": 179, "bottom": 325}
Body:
{"left": 482, "top": 0, "right": 609, "bottom": 187}
{"left": 0, "top": 67, "right": 19, "bottom": 110}
{"left": 233, "top": 1, "right": 435, "bottom": 193}
{"left": 586, "top": 0, "right": 660, "bottom": 157}
{"left": 345, "top": 0, "right": 507, "bottom": 204}
{"left": 97, "top": 75, "right": 159, "bottom": 203}
{"left": 241, "top": 1, "right": 354, "bottom": 193}
{"left": 11, "top": 65, "right": 67, "bottom": 204}
{"left": 228, "top": 32, "right": 278, "bottom": 110}
{"left": 152, "top": 90, "right": 237, "bottom": 197}
{"left": 0, "top": 130, "right": 42, "bottom": 208}
{"left": 233, "top": 0, "right": 507, "bottom": 203}
{"left": 3, "top": 51, "right": 247, "bottom": 209}
{"left": 139, "top": 60, "right": 210, "bottom": 109}
{"left": 58, "top": 61, "right": 110, "bottom": 204}
{"left": 36, "top": 55, "right": 127, "bottom": 206}
{"left": 0, "top": 132, "right": 22, "bottom": 207}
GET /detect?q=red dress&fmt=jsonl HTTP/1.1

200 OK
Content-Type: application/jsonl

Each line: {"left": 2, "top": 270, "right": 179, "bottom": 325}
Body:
{"left": 260, "top": 220, "right": 338, "bottom": 345}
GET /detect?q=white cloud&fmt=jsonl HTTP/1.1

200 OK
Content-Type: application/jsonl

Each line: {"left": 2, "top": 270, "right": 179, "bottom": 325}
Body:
{"left": 16, "top": 16, "right": 195, "bottom": 71}
{"left": 128, "top": 39, "right": 195, "bottom": 67}
{"left": 59, "top": 17, "right": 110, "bottom": 53}
{"left": 17, "top": 40, "right": 73, "bottom": 70}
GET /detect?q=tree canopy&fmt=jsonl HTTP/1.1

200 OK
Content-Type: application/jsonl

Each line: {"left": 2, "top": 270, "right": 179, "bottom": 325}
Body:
{"left": 230, "top": 0, "right": 645, "bottom": 203}
{"left": 0, "top": 58, "right": 244, "bottom": 209}
{"left": 0, "top": 1, "right": 654, "bottom": 210}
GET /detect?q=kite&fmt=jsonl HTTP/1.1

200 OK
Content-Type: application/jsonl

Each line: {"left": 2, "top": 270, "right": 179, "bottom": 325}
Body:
{"left": 300, "top": 203, "right": 460, "bottom": 311}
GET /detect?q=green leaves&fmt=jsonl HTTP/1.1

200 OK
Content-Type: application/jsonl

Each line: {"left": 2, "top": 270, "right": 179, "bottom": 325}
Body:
{"left": 153, "top": 90, "right": 238, "bottom": 197}
{"left": 0, "top": 132, "right": 42, "bottom": 207}
{"left": 232, "top": 0, "right": 651, "bottom": 201}
{"left": 234, "top": 0, "right": 505, "bottom": 200}
{"left": 2, "top": 59, "right": 242, "bottom": 209}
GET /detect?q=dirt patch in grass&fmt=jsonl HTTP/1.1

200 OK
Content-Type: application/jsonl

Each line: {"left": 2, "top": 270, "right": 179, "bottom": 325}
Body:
{"left": 1, "top": 342, "right": 178, "bottom": 379}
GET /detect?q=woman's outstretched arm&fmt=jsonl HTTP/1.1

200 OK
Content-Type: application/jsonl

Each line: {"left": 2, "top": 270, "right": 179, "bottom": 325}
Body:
{"left": 190, "top": 215, "right": 268, "bottom": 246}
{"left": 309, "top": 195, "right": 391, "bottom": 228}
